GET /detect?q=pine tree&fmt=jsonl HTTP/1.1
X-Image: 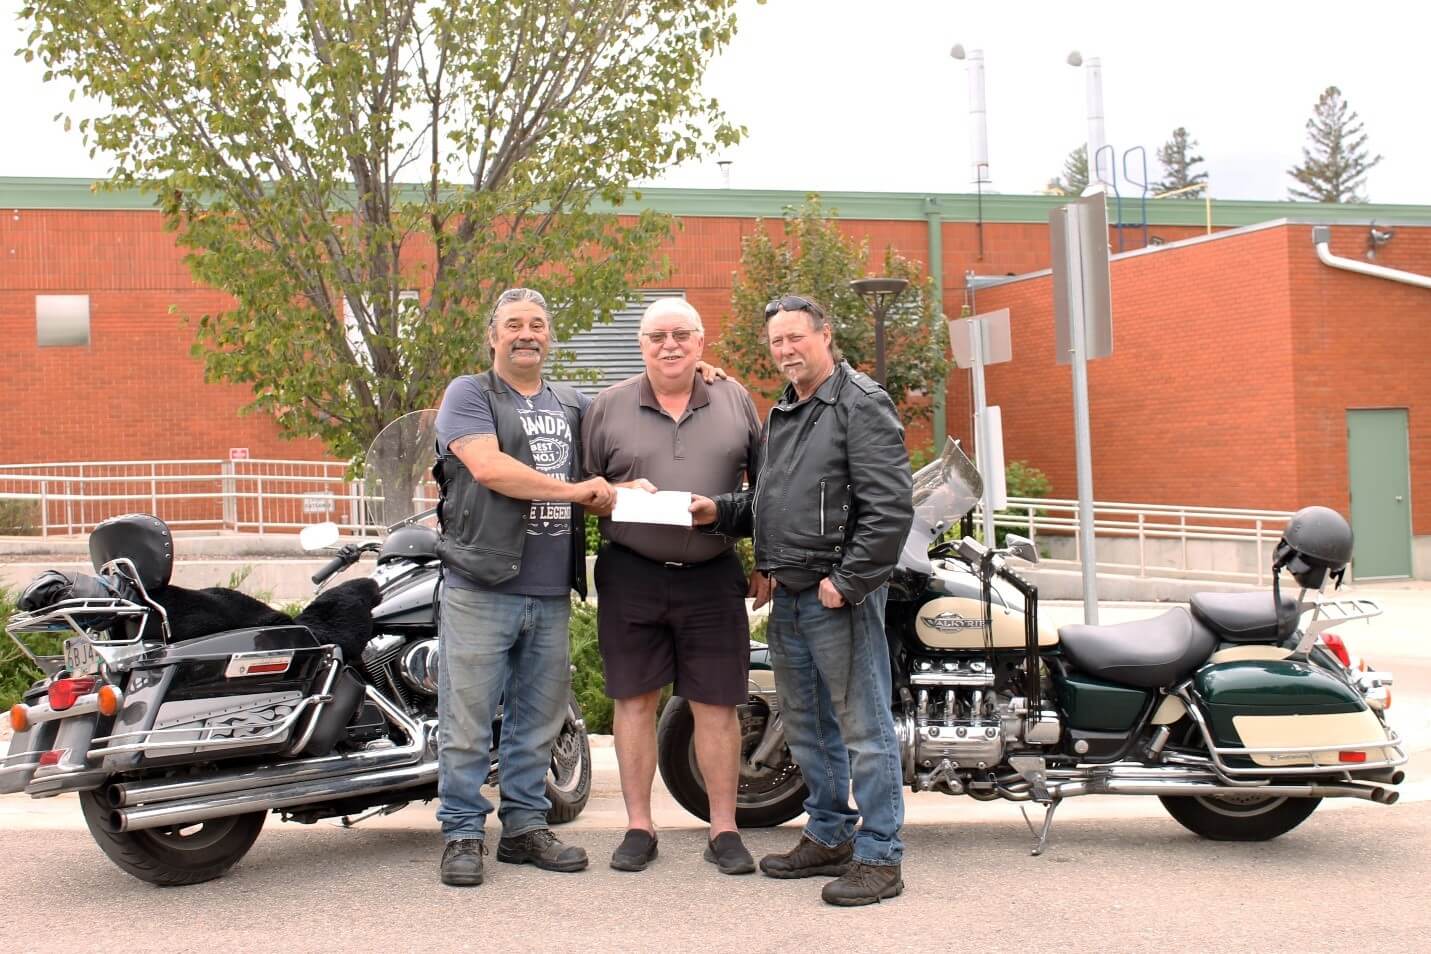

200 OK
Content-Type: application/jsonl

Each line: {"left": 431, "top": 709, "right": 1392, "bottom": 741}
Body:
{"left": 1287, "top": 86, "right": 1383, "bottom": 203}
{"left": 1155, "top": 127, "right": 1208, "bottom": 196}
{"left": 1049, "top": 145, "right": 1088, "bottom": 196}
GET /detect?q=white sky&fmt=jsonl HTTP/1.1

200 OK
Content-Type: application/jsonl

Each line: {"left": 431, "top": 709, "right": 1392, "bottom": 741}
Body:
{"left": 4, "top": 0, "right": 1427, "bottom": 204}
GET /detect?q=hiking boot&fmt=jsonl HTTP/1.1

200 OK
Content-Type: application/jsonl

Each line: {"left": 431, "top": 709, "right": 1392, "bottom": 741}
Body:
{"left": 439, "top": 838, "right": 486, "bottom": 886}
{"left": 758, "top": 834, "right": 853, "bottom": 879}
{"left": 703, "top": 831, "right": 756, "bottom": 875}
{"left": 496, "top": 828, "right": 589, "bottom": 872}
{"left": 610, "top": 829, "right": 659, "bottom": 872}
{"left": 821, "top": 862, "right": 904, "bottom": 906}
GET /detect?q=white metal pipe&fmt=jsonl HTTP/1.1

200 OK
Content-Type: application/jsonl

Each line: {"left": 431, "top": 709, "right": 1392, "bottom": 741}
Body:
{"left": 966, "top": 49, "right": 990, "bottom": 185}
{"left": 1313, "top": 227, "right": 1431, "bottom": 290}
{"left": 1084, "top": 57, "right": 1108, "bottom": 188}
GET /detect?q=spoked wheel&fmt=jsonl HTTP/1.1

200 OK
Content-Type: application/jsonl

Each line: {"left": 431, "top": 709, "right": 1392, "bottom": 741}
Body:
{"left": 1160, "top": 791, "right": 1321, "bottom": 841}
{"left": 80, "top": 789, "right": 265, "bottom": 886}
{"left": 657, "top": 695, "right": 807, "bottom": 828}
{"left": 545, "top": 693, "right": 592, "bottom": 824}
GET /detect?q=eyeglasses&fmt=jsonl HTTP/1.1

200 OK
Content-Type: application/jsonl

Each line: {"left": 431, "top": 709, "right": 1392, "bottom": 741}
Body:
{"left": 641, "top": 328, "right": 698, "bottom": 345}
{"left": 764, "top": 295, "right": 824, "bottom": 320}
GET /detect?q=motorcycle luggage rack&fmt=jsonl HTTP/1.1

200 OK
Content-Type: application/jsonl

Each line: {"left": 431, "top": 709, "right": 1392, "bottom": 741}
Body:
{"left": 88, "top": 659, "right": 342, "bottom": 759}
{"left": 6, "top": 598, "right": 157, "bottom": 676}
{"left": 1172, "top": 686, "right": 1408, "bottom": 781}
{"left": 1292, "top": 596, "right": 1382, "bottom": 659}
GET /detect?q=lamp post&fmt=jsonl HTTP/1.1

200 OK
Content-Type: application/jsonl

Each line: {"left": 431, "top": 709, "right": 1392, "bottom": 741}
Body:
{"left": 850, "top": 277, "right": 909, "bottom": 386}
{"left": 1066, "top": 50, "right": 1107, "bottom": 189}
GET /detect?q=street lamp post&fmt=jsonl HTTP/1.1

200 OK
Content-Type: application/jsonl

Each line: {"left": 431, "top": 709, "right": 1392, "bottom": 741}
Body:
{"left": 1067, "top": 51, "right": 1107, "bottom": 189}
{"left": 850, "top": 277, "right": 909, "bottom": 387}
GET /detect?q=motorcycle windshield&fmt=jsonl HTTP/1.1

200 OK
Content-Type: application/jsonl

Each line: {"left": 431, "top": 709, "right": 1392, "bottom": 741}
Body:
{"left": 361, "top": 410, "right": 440, "bottom": 534}
{"left": 911, "top": 438, "right": 983, "bottom": 531}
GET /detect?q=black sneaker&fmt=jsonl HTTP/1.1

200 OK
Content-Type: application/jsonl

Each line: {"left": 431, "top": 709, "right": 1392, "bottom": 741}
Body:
{"left": 703, "top": 831, "right": 756, "bottom": 875}
{"left": 496, "top": 828, "right": 589, "bottom": 872}
{"left": 609, "top": 829, "right": 659, "bottom": 872}
{"left": 440, "top": 838, "right": 486, "bottom": 887}
{"left": 821, "top": 861, "right": 904, "bottom": 906}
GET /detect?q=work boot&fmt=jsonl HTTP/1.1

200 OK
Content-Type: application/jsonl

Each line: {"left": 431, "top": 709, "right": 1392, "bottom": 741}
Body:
{"left": 821, "top": 862, "right": 904, "bottom": 906}
{"left": 496, "top": 828, "right": 589, "bottom": 872}
{"left": 703, "top": 831, "right": 756, "bottom": 875}
{"left": 439, "top": 838, "right": 486, "bottom": 886}
{"left": 609, "top": 829, "right": 659, "bottom": 872}
{"left": 758, "top": 834, "right": 853, "bottom": 879}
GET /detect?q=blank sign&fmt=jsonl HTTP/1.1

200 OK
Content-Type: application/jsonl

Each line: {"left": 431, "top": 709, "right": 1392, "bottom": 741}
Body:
{"left": 36, "top": 294, "right": 91, "bottom": 347}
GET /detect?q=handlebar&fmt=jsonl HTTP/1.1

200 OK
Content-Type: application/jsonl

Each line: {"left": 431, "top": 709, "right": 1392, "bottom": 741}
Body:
{"left": 312, "top": 545, "right": 360, "bottom": 584}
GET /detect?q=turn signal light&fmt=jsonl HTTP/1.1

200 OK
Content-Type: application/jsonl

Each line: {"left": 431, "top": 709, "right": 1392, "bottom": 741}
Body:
{"left": 8, "top": 704, "right": 28, "bottom": 733}
{"left": 1321, "top": 632, "right": 1353, "bottom": 669}
{"left": 96, "top": 684, "right": 122, "bottom": 718}
{"left": 47, "top": 677, "right": 97, "bottom": 712}
{"left": 1338, "top": 750, "right": 1368, "bottom": 764}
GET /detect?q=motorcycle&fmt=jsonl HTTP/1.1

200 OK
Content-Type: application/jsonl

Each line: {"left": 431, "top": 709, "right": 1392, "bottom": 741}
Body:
{"left": 657, "top": 440, "right": 1405, "bottom": 852}
{"left": 1, "top": 410, "right": 591, "bottom": 884}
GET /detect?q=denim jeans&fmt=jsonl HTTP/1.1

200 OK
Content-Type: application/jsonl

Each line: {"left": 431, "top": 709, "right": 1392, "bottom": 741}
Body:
{"left": 436, "top": 586, "right": 572, "bottom": 842}
{"left": 766, "top": 582, "right": 904, "bottom": 865}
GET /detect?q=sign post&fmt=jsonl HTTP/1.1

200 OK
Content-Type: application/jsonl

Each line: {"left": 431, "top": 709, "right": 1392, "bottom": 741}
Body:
{"left": 949, "top": 307, "right": 1012, "bottom": 546}
{"left": 1050, "top": 189, "right": 1113, "bottom": 623}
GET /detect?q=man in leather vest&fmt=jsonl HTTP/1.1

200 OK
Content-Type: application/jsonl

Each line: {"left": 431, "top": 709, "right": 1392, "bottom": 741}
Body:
{"left": 432, "top": 287, "right": 615, "bottom": 887}
{"left": 691, "top": 294, "right": 914, "bottom": 906}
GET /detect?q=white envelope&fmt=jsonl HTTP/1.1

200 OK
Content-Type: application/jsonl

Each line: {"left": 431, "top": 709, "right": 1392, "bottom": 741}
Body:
{"left": 610, "top": 488, "right": 693, "bottom": 527}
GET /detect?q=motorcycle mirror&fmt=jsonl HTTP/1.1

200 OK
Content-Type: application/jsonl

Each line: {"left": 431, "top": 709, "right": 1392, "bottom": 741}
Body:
{"left": 299, "top": 522, "right": 341, "bottom": 551}
{"left": 1005, "top": 534, "right": 1039, "bottom": 565}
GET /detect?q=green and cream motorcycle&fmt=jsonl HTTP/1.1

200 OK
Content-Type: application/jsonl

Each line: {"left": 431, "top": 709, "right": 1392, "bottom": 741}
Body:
{"left": 657, "top": 441, "right": 1405, "bottom": 851}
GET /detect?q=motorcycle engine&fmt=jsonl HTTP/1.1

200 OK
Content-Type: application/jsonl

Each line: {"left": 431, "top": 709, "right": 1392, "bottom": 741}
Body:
{"left": 897, "top": 657, "right": 1061, "bottom": 788}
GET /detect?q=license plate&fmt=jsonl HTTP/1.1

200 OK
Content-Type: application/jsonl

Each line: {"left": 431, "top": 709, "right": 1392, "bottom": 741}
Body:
{"left": 64, "top": 637, "right": 101, "bottom": 676}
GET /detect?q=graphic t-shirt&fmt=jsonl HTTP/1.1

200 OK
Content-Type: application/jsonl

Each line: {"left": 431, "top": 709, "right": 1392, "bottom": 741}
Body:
{"left": 435, "top": 374, "right": 589, "bottom": 596}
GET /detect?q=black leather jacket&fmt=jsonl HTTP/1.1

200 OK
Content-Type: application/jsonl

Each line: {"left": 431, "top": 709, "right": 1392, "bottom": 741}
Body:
{"left": 711, "top": 361, "right": 912, "bottom": 605}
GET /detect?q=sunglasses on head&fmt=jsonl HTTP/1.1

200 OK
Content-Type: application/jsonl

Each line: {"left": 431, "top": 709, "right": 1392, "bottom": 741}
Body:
{"left": 764, "top": 295, "right": 824, "bottom": 320}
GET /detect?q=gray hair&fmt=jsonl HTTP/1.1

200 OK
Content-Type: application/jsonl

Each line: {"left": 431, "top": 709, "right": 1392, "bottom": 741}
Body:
{"left": 640, "top": 296, "right": 703, "bottom": 333}
{"left": 488, "top": 287, "right": 549, "bottom": 334}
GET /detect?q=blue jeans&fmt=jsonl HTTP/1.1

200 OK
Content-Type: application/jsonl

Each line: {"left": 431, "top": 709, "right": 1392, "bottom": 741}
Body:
{"left": 436, "top": 586, "right": 572, "bottom": 842}
{"left": 766, "top": 583, "right": 904, "bottom": 866}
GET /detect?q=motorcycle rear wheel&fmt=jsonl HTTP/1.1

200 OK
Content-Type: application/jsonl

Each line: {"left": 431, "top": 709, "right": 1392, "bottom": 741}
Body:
{"left": 79, "top": 789, "right": 265, "bottom": 885}
{"left": 657, "top": 695, "right": 807, "bottom": 828}
{"left": 1159, "top": 792, "right": 1321, "bottom": 841}
{"left": 545, "top": 694, "right": 592, "bottom": 824}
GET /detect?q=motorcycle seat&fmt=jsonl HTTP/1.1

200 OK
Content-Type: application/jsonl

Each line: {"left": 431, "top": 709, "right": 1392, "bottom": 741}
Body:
{"left": 1058, "top": 607, "right": 1217, "bottom": 689}
{"left": 1189, "top": 591, "right": 1298, "bottom": 643}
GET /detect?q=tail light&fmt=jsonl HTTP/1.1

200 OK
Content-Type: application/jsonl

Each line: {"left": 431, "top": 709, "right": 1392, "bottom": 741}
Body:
{"left": 8, "top": 704, "right": 28, "bottom": 733}
{"left": 1321, "top": 632, "right": 1353, "bottom": 669}
{"left": 47, "top": 677, "right": 98, "bottom": 711}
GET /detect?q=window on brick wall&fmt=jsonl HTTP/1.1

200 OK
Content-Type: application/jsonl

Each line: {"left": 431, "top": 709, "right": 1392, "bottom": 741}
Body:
{"left": 36, "top": 294, "right": 91, "bottom": 347}
{"left": 550, "top": 290, "right": 685, "bottom": 398}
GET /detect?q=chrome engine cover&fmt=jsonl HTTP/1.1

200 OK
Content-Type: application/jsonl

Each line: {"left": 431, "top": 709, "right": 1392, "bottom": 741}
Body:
{"left": 400, "top": 638, "right": 440, "bottom": 695}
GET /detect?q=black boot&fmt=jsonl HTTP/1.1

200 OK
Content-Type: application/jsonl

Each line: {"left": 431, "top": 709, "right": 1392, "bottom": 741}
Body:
{"left": 496, "top": 828, "right": 589, "bottom": 872}
{"left": 439, "top": 838, "right": 486, "bottom": 886}
{"left": 821, "top": 862, "right": 904, "bottom": 906}
{"left": 758, "top": 834, "right": 853, "bottom": 879}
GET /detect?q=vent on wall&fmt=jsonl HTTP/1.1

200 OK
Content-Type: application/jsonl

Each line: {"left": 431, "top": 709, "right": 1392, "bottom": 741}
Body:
{"left": 550, "top": 290, "right": 685, "bottom": 397}
{"left": 36, "top": 294, "right": 91, "bottom": 347}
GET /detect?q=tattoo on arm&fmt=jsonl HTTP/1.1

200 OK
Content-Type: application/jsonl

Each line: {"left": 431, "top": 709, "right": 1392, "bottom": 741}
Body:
{"left": 450, "top": 434, "right": 484, "bottom": 455}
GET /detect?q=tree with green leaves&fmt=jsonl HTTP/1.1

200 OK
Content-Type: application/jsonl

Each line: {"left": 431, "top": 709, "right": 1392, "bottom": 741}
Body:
{"left": 1047, "top": 145, "right": 1088, "bottom": 196}
{"left": 1287, "top": 86, "right": 1383, "bottom": 203}
{"left": 720, "top": 197, "right": 948, "bottom": 422}
{"left": 1155, "top": 127, "right": 1207, "bottom": 196}
{"left": 21, "top": 0, "right": 747, "bottom": 460}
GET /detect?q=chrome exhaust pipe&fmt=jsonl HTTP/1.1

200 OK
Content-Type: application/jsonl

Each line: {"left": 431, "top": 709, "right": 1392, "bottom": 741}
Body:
{"left": 111, "top": 758, "right": 438, "bottom": 833}
{"left": 1052, "top": 778, "right": 1388, "bottom": 802}
{"left": 108, "top": 728, "right": 430, "bottom": 808}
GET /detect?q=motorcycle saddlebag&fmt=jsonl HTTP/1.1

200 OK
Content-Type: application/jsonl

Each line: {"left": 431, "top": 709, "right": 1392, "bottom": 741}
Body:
{"left": 100, "top": 624, "right": 346, "bottom": 772}
{"left": 1194, "top": 659, "right": 1393, "bottom": 768}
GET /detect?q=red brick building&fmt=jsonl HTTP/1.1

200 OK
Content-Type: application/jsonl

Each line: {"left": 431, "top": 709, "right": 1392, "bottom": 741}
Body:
{"left": 3, "top": 178, "right": 1429, "bottom": 575}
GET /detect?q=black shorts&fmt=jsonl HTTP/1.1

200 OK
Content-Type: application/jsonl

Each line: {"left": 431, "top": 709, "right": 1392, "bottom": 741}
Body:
{"left": 593, "top": 543, "right": 750, "bottom": 705}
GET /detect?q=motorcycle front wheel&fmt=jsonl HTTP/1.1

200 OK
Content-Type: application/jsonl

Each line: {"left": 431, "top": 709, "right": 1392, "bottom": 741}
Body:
{"left": 79, "top": 789, "right": 265, "bottom": 886}
{"left": 545, "top": 694, "right": 592, "bottom": 824}
{"left": 656, "top": 695, "right": 807, "bottom": 828}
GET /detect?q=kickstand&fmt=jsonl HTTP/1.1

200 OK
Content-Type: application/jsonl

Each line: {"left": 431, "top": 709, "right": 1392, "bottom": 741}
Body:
{"left": 331, "top": 802, "right": 409, "bottom": 828}
{"left": 1019, "top": 797, "right": 1062, "bottom": 857}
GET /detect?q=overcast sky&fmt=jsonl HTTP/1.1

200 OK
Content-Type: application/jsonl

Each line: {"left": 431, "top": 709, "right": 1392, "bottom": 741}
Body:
{"left": 4, "top": 0, "right": 1426, "bottom": 204}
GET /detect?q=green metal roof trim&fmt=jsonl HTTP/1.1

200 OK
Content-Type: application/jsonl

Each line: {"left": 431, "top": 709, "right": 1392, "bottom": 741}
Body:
{"left": 4, "top": 175, "right": 1431, "bottom": 227}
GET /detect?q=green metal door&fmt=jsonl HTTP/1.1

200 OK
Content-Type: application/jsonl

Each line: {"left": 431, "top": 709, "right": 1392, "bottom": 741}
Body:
{"left": 1346, "top": 409, "right": 1413, "bottom": 579}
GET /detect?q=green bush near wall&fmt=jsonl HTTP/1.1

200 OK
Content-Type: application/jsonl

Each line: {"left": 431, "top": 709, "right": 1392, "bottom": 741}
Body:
{"left": 1, "top": 589, "right": 46, "bottom": 710}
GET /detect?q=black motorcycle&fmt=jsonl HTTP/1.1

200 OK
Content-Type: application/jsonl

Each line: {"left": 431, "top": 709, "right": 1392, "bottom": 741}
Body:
{"left": 656, "top": 440, "right": 1404, "bottom": 852}
{"left": 1, "top": 410, "right": 591, "bottom": 884}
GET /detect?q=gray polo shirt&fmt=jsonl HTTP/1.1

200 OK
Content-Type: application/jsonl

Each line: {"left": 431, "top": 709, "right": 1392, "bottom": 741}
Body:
{"left": 582, "top": 373, "right": 760, "bottom": 564}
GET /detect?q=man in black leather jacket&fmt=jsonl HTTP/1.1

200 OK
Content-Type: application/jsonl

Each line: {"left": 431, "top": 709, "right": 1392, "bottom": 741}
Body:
{"left": 692, "top": 294, "right": 913, "bottom": 907}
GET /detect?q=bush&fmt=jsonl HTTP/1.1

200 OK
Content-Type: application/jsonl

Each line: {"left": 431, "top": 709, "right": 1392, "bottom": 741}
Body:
{"left": 568, "top": 599, "right": 612, "bottom": 734}
{"left": 0, "top": 499, "right": 42, "bottom": 536}
{"left": 1, "top": 588, "right": 48, "bottom": 710}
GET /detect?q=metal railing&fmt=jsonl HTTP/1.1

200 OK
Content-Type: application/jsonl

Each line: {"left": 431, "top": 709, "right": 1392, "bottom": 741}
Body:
{"left": 1, "top": 458, "right": 1291, "bottom": 582}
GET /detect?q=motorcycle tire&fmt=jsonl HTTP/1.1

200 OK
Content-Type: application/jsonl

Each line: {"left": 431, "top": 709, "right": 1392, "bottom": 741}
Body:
{"left": 545, "top": 694, "right": 592, "bottom": 825}
{"left": 79, "top": 789, "right": 265, "bottom": 886}
{"left": 656, "top": 695, "right": 807, "bottom": 829}
{"left": 1159, "top": 793, "right": 1321, "bottom": 841}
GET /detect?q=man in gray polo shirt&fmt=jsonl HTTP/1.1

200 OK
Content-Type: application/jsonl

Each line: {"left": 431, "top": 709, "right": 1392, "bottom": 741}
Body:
{"left": 582, "top": 297, "right": 762, "bottom": 876}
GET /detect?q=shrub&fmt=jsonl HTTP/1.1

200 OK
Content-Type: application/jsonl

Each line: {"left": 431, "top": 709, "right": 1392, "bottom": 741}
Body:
{"left": 1, "top": 588, "right": 47, "bottom": 709}
{"left": 568, "top": 598, "right": 612, "bottom": 734}
{"left": 0, "top": 499, "right": 42, "bottom": 536}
